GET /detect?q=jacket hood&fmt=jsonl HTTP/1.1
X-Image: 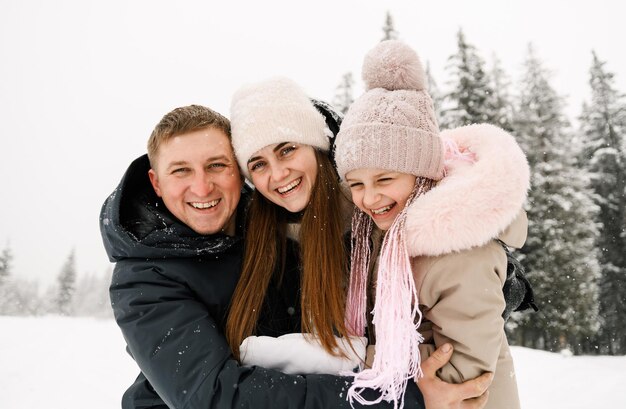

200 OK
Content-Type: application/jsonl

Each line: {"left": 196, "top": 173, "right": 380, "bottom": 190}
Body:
{"left": 405, "top": 124, "right": 530, "bottom": 257}
{"left": 100, "top": 154, "right": 249, "bottom": 261}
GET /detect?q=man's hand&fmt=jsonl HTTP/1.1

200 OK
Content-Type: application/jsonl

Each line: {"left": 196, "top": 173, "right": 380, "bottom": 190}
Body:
{"left": 417, "top": 344, "right": 493, "bottom": 409}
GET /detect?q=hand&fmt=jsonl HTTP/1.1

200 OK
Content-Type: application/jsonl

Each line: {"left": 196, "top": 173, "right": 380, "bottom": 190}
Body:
{"left": 417, "top": 343, "right": 493, "bottom": 409}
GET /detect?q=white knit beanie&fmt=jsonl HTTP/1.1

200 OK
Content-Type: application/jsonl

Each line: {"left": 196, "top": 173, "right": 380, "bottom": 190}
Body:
{"left": 230, "top": 77, "right": 330, "bottom": 178}
{"left": 335, "top": 40, "right": 445, "bottom": 182}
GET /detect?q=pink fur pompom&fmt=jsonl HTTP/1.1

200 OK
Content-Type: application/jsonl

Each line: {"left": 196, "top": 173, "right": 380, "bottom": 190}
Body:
{"left": 362, "top": 40, "right": 427, "bottom": 92}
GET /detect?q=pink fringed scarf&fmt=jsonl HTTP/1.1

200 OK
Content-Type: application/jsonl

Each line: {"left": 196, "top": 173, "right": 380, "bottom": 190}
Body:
{"left": 345, "top": 179, "right": 434, "bottom": 409}
{"left": 344, "top": 208, "right": 373, "bottom": 338}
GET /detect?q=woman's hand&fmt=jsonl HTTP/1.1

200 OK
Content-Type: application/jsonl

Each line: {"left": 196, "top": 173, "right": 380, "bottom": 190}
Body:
{"left": 418, "top": 343, "right": 493, "bottom": 409}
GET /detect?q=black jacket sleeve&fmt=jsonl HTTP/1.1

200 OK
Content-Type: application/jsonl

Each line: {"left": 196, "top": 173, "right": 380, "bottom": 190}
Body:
{"left": 111, "top": 260, "right": 424, "bottom": 409}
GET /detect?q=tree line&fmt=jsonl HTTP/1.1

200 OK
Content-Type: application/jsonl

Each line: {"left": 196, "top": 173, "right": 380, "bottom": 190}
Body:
{"left": 0, "top": 246, "right": 112, "bottom": 318}
{"left": 333, "top": 13, "right": 626, "bottom": 356}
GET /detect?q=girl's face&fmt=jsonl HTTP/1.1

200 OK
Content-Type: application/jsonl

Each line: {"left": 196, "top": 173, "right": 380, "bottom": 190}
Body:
{"left": 247, "top": 142, "right": 318, "bottom": 213}
{"left": 346, "top": 168, "right": 416, "bottom": 231}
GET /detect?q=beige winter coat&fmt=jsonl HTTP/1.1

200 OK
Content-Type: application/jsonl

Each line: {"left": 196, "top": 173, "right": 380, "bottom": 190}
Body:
{"left": 413, "top": 210, "right": 526, "bottom": 409}
{"left": 408, "top": 124, "right": 529, "bottom": 409}
{"left": 366, "top": 124, "right": 530, "bottom": 409}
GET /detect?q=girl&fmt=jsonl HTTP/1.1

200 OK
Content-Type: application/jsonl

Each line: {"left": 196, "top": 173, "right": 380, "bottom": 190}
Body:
{"left": 334, "top": 41, "right": 528, "bottom": 409}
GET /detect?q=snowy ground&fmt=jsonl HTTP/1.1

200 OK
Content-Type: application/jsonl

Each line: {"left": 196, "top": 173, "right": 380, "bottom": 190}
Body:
{"left": 0, "top": 316, "right": 623, "bottom": 409}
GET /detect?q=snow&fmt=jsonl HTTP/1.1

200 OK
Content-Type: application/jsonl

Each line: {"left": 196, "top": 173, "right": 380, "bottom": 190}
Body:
{"left": 1, "top": 316, "right": 624, "bottom": 409}
{"left": 0, "top": 316, "right": 136, "bottom": 409}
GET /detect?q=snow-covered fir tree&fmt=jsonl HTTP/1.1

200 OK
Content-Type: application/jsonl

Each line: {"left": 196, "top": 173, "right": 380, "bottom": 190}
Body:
{"left": 426, "top": 62, "right": 446, "bottom": 126}
{"left": 72, "top": 268, "right": 113, "bottom": 318}
{"left": 0, "top": 243, "right": 12, "bottom": 286}
{"left": 1, "top": 278, "right": 43, "bottom": 316}
{"left": 381, "top": 11, "right": 398, "bottom": 41}
{"left": 487, "top": 53, "right": 514, "bottom": 132}
{"left": 332, "top": 72, "right": 355, "bottom": 115}
{"left": 56, "top": 250, "right": 77, "bottom": 316}
{"left": 0, "top": 244, "right": 15, "bottom": 314}
{"left": 578, "top": 51, "right": 626, "bottom": 355}
{"left": 441, "top": 29, "right": 496, "bottom": 129}
{"left": 508, "top": 45, "right": 601, "bottom": 354}
{"left": 0, "top": 246, "right": 44, "bottom": 316}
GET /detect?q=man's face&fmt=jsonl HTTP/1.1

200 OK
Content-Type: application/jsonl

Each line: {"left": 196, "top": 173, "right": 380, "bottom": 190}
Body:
{"left": 148, "top": 127, "right": 242, "bottom": 235}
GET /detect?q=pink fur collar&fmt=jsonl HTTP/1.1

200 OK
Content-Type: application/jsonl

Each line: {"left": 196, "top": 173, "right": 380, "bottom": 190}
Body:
{"left": 405, "top": 124, "right": 530, "bottom": 257}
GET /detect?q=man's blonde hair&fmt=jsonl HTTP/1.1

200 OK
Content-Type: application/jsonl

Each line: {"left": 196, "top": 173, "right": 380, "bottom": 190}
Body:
{"left": 147, "top": 105, "right": 231, "bottom": 168}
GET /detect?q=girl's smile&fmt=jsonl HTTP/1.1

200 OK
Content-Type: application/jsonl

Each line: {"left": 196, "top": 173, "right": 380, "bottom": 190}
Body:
{"left": 346, "top": 168, "right": 416, "bottom": 231}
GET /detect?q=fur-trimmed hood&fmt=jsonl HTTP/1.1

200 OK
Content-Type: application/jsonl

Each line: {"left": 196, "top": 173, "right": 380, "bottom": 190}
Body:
{"left": 405, "top": 124, "right": 530, "bottom": 257}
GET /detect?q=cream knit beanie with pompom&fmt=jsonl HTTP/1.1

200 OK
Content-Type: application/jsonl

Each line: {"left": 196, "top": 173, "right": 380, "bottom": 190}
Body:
{"left": 335, "top": 40, "right": 445, "bottom": 181}
{"left": 230, "top": 77, "right": 329, "bottom": 178}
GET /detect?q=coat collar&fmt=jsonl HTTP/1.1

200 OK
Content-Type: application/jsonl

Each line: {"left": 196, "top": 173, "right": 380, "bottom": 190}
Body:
{"left": 100, "top": 154, "right": 249, "bottom": 261}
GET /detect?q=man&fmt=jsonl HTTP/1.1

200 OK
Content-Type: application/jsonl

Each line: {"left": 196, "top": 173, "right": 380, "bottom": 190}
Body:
{"left": 100, "top": 104, "right": 492, "bottom": 409}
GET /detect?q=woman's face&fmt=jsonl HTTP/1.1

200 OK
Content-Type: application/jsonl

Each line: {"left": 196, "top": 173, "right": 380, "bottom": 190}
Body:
{"left": 247, "top": 142, "right": 318, "bottom": 213}
{"left": 346, "top": 168, "right": 416, "bottom": 231}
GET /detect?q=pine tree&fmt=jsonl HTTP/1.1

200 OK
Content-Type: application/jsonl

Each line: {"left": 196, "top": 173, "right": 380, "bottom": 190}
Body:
{"left": 56, "top": 250, "right": 77, "bottom": 316}
{"left": 508, "top": 45, "right": 601, "bottom": 354}
{"left": 426, "top": 62, "right": 446, "bottom": 127}
{"left": 72, "top": 268, "right": 113, "bottom": 318}
{"left": 487, "top": 53, "right": 514, "bottom": 132}
{"left": 578, "top": 51, "right": 626, "bottom": 355}
{"left": 0, "top": 244, "right": 14, "bottom": 314}
{"left": 381, "top": 11, "right": 398, "bottom": 41}
{"left": 0, "top": 243, "right": 12, "bottom": 286}
{"left": 332, "top": 72, "right": 355, "bottom": 115}
{"left": 441, "top": 29, "right": 496, "bottom": 129}
{"left": 3, "top": 278, "right": 43, "bottom": 316}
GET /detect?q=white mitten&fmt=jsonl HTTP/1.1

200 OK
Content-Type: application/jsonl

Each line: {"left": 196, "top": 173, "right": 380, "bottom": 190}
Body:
{"left": 240, "top": 333, "right": 367, "bottom": 375}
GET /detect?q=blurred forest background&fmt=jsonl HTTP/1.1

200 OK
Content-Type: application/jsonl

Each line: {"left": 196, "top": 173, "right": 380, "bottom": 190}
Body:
{"left": 1, "top": 12, "right": 624, "bottom": 356}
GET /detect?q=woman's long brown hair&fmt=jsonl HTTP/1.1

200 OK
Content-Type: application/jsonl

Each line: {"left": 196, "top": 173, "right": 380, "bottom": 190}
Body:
{"left": 226, "top": 149, "right": 351, "bottom": 361}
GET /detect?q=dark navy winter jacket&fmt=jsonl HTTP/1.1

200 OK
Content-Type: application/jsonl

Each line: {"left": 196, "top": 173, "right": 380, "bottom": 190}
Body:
{"left": 100, "top": 154, "right": 425, "bottom": 409}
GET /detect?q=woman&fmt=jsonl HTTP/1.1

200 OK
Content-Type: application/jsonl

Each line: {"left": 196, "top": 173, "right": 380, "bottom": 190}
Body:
{"left": 226, "top": 77, "right": 362, "bottom": 373}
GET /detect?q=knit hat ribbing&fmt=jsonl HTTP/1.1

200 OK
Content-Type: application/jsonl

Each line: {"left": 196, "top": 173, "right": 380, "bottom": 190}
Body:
{"left": 230, "top": 77, "right": 330, "bottom": 178}
{"left": 335, "top": 40, "right": 445, "bottom": 181}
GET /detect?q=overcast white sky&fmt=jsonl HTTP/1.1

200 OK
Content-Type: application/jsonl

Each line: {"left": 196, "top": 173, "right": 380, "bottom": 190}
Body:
{"left": 1, "top": 0, "right": 624, "bottom": 285}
